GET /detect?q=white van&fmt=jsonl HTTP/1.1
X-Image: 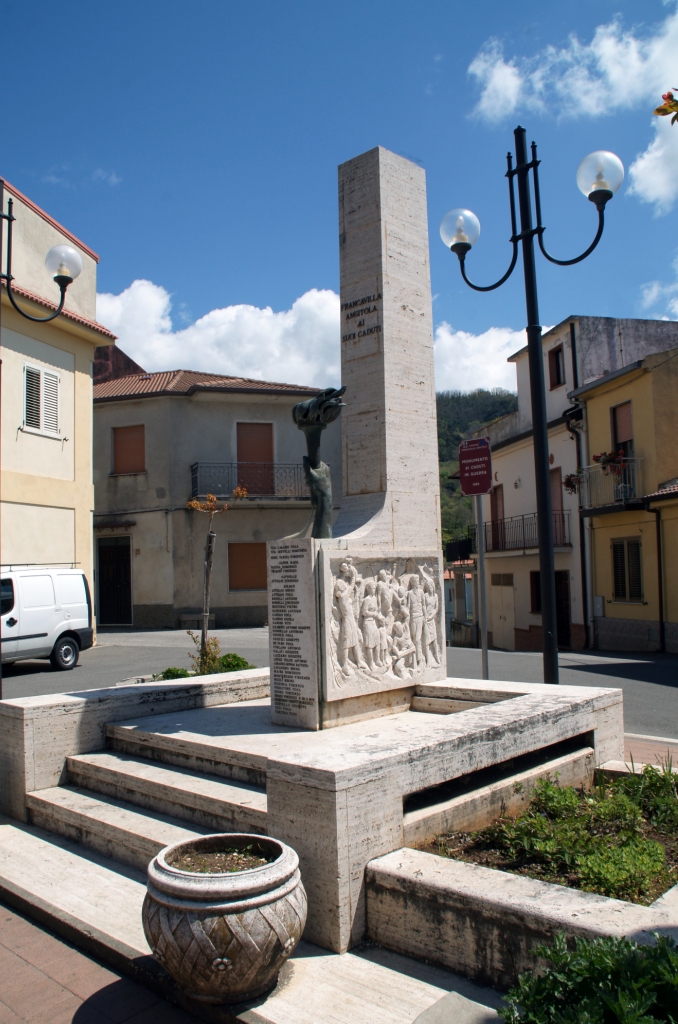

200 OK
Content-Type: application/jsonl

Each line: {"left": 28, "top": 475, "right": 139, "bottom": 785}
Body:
{"left": 1, "top": 568, "right": 93, "bottom": 670}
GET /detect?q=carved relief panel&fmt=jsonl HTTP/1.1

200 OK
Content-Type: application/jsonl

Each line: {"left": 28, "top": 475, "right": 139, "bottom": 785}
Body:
{"left": 319, "top": 550, "right": 446, "bottom": 701}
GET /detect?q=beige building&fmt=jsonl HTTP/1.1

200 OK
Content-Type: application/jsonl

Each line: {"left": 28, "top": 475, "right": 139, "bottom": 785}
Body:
{"left": 93, "top": 357, "right": 342, "bottom": 628}
{"left": 0, "top": 178, "right": 115, "bottom": 593}
{"left": 470, "top": 316, "right": 678, "bottom": 652}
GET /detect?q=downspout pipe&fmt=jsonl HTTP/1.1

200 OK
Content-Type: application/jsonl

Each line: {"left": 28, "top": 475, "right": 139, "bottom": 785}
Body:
{"left": 646, "top": 505, "right": 665, "bottom": 653}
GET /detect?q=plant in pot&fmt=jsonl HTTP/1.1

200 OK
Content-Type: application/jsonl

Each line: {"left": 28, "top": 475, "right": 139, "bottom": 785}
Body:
{"left": 142, "top": 833, "right": 307, "bottom": 1004}
{"left": 591, "top": 449, "right": 625, "bottom": 475}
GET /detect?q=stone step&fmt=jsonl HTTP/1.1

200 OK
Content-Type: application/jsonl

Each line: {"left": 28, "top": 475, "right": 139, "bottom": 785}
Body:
{"left": 25, "top": 786, "right": 208, "bottom": 872}
{"left": 0, "top": 812, "right": 505, "bottom": 1024}
{"left": 106, "top": 712, "right": 270, "bottom": 788}
{"left": 66, "top": 751, "right": 268, "bottom": 834}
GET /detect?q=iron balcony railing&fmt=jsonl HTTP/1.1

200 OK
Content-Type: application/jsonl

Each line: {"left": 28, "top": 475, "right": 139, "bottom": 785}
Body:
{"left": 190, "top": 462, "right": 308, "bottom": 500}
{"left": 466, "top": 512, "right": 570, "bottom": 553}
{"left": 578, "top": 458, "right": 643, "bottom": 509}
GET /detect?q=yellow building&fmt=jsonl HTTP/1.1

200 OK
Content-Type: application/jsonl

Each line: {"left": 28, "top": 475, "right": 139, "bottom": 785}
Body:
{"left": 1, "top": 178, "right": 115, "bottom": 600}
{"left": 572, "top": 347, "right": 678, "bottom": 652}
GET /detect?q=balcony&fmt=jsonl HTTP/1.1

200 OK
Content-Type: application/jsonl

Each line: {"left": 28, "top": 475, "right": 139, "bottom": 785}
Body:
{"left": 579, "top": 459, "right": 643, "bottom": 510}
{"left": 464, "top": 512, "right": 570, "bottom": 553}
{"left": 190, "top": 462, "right": 308, "bottom": 501}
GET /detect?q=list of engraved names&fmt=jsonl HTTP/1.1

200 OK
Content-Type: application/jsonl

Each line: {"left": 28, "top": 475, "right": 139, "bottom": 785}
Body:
{"left": 269, "top": 541, "right": 319, "bottom": 726}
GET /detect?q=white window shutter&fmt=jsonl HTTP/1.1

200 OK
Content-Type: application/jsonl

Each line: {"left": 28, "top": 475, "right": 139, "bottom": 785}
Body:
{"left": 25, "top": 367, "right": 41, "bottom": 428}
{"left": 42, "top": 372, "right": 59, "bottom": 433}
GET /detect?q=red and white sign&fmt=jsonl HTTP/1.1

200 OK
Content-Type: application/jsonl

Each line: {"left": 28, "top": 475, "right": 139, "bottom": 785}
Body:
{"left": 459, "top": 437, "right": 493, "bottom": 496}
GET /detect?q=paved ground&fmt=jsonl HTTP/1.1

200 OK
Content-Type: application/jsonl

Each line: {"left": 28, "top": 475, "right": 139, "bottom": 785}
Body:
{"left": 2, "top": 630, "right": 676, "bottom": 750}
{"left": 0, "top": 900, "right": 199, "bottom": 1024}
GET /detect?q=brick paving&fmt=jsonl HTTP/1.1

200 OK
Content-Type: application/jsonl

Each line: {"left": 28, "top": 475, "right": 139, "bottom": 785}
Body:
{"left": 624, "top": 734, "right": 678, "bottom": 767}
{"left": 0, "top": 902, "right": 199, "bottom": 1024}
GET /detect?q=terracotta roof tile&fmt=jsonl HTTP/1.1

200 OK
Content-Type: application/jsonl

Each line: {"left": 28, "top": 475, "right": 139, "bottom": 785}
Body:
{"left": 2, "top": 281, "right": 116, "bottom": 339}
{"left": 93, "top": 368, "right": 320, "bottom": 402}
{"left": 645, "top": 483, "right": 678, "bottom": 499}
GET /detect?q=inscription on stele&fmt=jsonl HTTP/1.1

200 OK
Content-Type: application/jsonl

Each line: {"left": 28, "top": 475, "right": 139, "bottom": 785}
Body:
{"left": 341, "top": 292, "right": 382, "bottom": 343}
{"left": 269, "top": 541, "right": 319, "bottom": 726}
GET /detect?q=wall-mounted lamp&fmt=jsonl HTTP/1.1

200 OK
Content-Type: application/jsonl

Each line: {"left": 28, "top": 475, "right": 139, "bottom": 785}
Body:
{"left": 1, "top": 197, "right": 82, "bottom": 322}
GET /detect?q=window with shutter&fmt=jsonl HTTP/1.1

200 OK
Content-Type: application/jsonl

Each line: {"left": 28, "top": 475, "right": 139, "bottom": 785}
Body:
{"left": 627, "top": 540, "right": 642, "bottom": 601}
{"left": 228, "top": 542, "right": 267, "bottom": 591}
{"left": 612, "top": 542, "right": 626, "bottom": 600}
{"left": 113, "top": 425, "right": 145, "bottom": 474}
{"left": 24, "top": 365, "right": 59, "bottom": 434}
{"left": 612, "top": 402, "right": 633, "bottom": 458}
{"left": 42, "top": 372, "right": 59, "bottom": 433}
{"left": 24, "top": 367, "right": 41, "bottom": 428}
{"left": 612, "top": 538, "right": 642, "bottom": 601}
{"left": 548, "top": 346, "right": 565, "bottom": 389}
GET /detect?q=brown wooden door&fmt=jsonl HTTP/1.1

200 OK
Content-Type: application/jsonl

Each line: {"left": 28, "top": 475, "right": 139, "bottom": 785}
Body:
{"left": 490, "top": 484, "right": 504, "bottom": 550}
{"left": 550, "top": 468, "right": 565, "bottom": 545}
{"left": 236, "top": 423, "right": 274, "bottom": 495}
{"left": 555, "top": 570, "right": 571, "bottom": 648}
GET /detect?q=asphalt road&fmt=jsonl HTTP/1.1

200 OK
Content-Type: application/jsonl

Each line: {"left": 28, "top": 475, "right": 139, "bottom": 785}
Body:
{"left": 1, "top": 630, "right": 676, "bottom": 741}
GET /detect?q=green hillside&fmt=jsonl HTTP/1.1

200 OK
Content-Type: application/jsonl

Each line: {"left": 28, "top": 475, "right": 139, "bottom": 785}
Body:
{"left": 437, "top": 389, "right": 518, "bottom": 545}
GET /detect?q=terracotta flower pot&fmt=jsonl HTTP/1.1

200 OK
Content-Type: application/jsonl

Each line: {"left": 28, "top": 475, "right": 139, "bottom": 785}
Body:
{"left": 142, "top": 833, "right": 307, "bottom": 1004}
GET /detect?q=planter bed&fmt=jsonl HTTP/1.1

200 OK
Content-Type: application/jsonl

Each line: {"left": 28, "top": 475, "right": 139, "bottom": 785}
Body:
{"left": 413, "top": 770, "right": 678, "bottom": 906}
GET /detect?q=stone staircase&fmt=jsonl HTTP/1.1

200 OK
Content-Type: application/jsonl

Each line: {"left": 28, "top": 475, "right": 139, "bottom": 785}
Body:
{"left": 24, "top": 741, "right": 269, "bottom": 874}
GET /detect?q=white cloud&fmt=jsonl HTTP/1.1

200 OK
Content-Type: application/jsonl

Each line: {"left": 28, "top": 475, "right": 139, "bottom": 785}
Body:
{"left": 97, "top": 279, "right": 523, "bottom": 394}
{"left": 640, "top": 252, "right": 678, "bottom": 320}
{"left": 96, "top": 280, "right": 341, "bottom": 388}
{"left": 434, "top": 322, "right": 523, "bottom": 391}
{"left": 628, "top": 116, "right": 678, "bottom": 213}
{"left": 92, "top": 168, "right": 122, "bottom": 186}
{"left": 468, "top": 6, "right": 678, "bottom": 212}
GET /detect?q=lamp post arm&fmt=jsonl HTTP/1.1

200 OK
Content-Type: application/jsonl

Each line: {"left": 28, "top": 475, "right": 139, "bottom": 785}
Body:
{"left": 1, "top": 198, "right": 69, "bottom": 323}
{"left": 536, "top": 206, "right": 606, "bottom": 267}
{"left": 531, "top": 142, "right": 607, "bottom": 267}
{"left": 3, "top": 278, "right": 68, "bottom": 323}
{"left": 457, "top": 241, "right": 519, "bottom": 292}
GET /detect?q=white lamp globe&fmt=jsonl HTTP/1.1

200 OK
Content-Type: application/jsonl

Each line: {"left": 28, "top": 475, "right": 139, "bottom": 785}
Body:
{"left": 440, "top": 208, "right": 480, "bottom": 249}
{"left": 576, "top": 151, "right": 624, "bottom": 198}
{"left": 45, "top": 244, "right": 83, "bottom": 282}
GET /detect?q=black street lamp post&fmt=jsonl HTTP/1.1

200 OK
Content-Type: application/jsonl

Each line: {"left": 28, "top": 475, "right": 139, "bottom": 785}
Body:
{"left": 441, "top": 126, "right": 623, "bottom": 684}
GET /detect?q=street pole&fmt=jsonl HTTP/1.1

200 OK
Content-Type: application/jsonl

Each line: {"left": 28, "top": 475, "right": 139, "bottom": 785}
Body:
{"left": 514, "top": 126, "right": 559, "bottom": 683}
{"left": 475, "top": 494, "right": 489, "bottom": 680}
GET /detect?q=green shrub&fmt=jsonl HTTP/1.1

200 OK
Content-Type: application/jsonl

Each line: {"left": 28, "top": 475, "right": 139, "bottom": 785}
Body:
{"left": 187, "top": 631, "right": 222, "bottom": 675}
{"left": 500, "top": 932, "right": 678, "bottom": 1023}
{"left": 218, "top": 652, "right": 255, "bottom": 673}
{"left": 471, "top": 775, "right": 675, "bottom": 903}
{"left": 153, "top": 667, "right": 191, "bottom": 680}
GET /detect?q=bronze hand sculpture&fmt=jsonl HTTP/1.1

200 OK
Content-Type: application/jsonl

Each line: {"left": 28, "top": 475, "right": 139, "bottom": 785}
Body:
{"left": 292, "top": 386, "right": 346, "bottom": 538}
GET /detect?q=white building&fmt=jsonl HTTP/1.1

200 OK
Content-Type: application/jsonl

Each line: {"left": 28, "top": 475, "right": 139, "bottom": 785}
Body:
{"left": 93, "top": 351, "right": 342, "bottom": 629}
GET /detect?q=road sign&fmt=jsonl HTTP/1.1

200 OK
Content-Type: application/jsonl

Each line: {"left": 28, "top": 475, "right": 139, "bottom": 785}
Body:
{"left": 459, "top": 437, "right": 492, "bottom": 496}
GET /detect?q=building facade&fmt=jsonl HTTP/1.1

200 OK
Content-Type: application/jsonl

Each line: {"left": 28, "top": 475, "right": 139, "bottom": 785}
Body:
{"left": 93, "top": 359, "right": 342, "bottom": 628}
{"left": 1, "top": 178, "right": 114, "bottom": 596}
{"left": 470, "top": 316, "right": 678, "bottom": 652}
{"left": 572, "top": 348, "right": 678, "bottom": 652}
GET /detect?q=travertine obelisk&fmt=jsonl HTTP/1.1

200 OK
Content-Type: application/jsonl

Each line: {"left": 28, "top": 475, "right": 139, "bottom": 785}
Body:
{"left": 268, "top": 147, "right": 445, "bottom": 730}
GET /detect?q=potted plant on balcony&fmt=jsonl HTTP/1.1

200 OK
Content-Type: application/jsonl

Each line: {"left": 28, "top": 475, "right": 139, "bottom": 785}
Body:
{"left": 142, "top": 833, "right": 307, "bottom": 1004}
{"left": 563, "top": 472, "right": 580, "bottom": 495}
{"left": 591, "top": 449, "right": 625, "bottom": 475}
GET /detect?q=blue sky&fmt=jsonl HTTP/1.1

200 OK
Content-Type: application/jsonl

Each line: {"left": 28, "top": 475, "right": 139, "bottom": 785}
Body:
{"left": 4, "top": 0, "right": 678, "bottom": 390}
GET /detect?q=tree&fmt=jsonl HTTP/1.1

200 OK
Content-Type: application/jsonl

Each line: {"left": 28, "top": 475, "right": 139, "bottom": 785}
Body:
{"left": 185, "top": 492, "right": 234, "bottom": 660}
{"left": 654, "top": 90, "right": 678, "bottom": 124}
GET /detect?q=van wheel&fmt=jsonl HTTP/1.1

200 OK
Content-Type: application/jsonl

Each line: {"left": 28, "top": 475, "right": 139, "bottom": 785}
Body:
{"left": 50, "top": 636, "right": 80, "bottom": 671}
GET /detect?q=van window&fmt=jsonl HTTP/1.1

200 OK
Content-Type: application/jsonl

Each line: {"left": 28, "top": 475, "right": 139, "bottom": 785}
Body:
{"left": 1, "top": 579, "right": 14, "bottom": 615}
{"left": 57, "top": 574, "right": 86, "bottom": 606}
{"left": 20, "top": 575, "right": 55, "bottom": 609}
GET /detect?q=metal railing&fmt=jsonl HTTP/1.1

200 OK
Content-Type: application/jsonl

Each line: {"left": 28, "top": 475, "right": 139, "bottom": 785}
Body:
{"left": 190, "top": 462, "right": 308, "bottom": 500}
{"left": 466, "top": 512, "right": 570, "bottom": 553}
{"left": 578, "top": 459, "right": 643, "bottom": 509}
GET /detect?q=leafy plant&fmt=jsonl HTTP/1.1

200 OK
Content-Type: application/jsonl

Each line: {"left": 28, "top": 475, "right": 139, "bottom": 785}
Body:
{"left": 500, "top": 932, "right": 678, "bottom": 1023}
{"left": 153, "top": 666, "right": 191, "bottom": 680}
{"left": 654, "top": 90, "right": 678, "bottom": 126}
{"left": 186, "top": 492, "right": 230, "bottom": 659}
{"left": 451, "top": 773, "right": 677, "bottom": 904}
{"left": 218, "top": 652, "right": 255, "bottom": 672}
{"left": 187, "top": 630, "right": 222, "bottom": 675}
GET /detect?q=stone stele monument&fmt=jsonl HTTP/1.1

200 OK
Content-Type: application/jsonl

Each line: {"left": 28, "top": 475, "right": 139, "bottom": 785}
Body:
{"left": 268, "top": 146, "right": 445, "bottom": 730}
